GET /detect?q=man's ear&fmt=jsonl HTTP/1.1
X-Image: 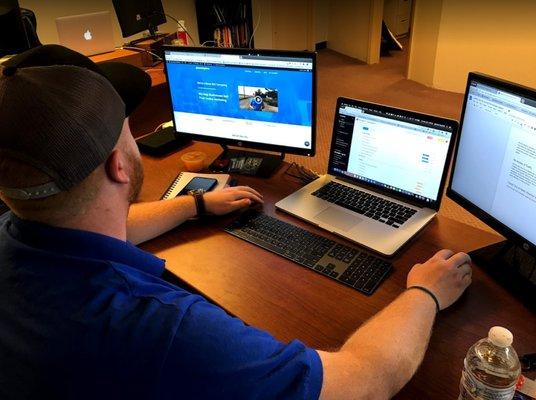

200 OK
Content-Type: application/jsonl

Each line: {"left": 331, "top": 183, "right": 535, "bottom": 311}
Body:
{"left": 105, "top": 149, "right": 130, "bottom": 184}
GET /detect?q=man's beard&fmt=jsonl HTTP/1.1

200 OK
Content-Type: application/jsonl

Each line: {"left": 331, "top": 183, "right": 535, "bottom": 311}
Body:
{"left": 127, "top": 152, "right": 144, "bottom": 203}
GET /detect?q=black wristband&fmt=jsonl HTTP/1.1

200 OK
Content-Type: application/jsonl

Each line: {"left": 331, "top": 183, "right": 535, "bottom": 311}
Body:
{"left": 190, "top": 192, "right": 206, "bottom": 217}
{"left": 407, "top": 286, "right": 440, "bottom": 313}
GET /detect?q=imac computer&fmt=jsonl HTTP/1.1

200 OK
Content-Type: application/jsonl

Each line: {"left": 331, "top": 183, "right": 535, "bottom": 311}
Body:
{"left": 112, "top": 0, "right": 166, "bottom": 38}
{"left": 0, "top": 0, "right": 30, "bottom": 57}
{"left": 162, "top": 46, "right": 316, "bottom": 177}
{"left": 447, "top": 72, "right": 536, "bottom": 306}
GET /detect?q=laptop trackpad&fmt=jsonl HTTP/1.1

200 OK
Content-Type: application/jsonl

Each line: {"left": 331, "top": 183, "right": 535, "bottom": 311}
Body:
{"left": 315, "top": 207, "right": 362, "bottom": 232}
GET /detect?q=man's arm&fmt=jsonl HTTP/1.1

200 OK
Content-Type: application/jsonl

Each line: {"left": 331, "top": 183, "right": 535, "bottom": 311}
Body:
{"left": 127, "top": 186, "right": 263, "bottom": 245}
{"left": 318, "top": 250, "right": 472, "bottom": 399}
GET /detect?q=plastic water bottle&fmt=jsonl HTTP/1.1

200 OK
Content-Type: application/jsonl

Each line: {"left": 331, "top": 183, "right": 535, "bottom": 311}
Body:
{"left": 176, "top": 20, "right": 189, "bottom": 46}
{"left": 459, "top": 326, "right": 521, "bottom": 400}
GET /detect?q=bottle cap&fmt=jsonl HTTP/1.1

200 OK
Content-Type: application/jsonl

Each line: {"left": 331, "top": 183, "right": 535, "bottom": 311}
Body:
{"left": 488, "top": 326, "right": 514, "bottom": 347}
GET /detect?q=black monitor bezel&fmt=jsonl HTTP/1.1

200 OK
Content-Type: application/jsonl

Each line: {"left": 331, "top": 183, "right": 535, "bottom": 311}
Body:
{"left": 162, "top": 45, "right": 317, "bottom": 157}
{"left": 112, "top": 0, "right": 166, "bottom": 38}
{"left": 327, "top": 97, "right": 459, "bottom": 210}
{"left": 0, "top": 0, "right": 30, "bottom": 57}
{"left": 447, "top": 72, "right": 536, "bottom": 256}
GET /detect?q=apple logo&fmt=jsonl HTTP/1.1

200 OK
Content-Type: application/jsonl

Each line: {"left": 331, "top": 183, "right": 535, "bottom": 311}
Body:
{"left": 83, "top": 29, "right": 92, "bottom": 41}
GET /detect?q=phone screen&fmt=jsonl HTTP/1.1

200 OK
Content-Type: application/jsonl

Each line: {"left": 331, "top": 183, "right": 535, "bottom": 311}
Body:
{"left": 178, "top": 177, "right": 218, "bottom": 196}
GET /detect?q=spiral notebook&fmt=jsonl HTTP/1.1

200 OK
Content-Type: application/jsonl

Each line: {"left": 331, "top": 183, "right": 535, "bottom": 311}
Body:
{"left": 161, "top": 172, "right": 231, "bottom": 200}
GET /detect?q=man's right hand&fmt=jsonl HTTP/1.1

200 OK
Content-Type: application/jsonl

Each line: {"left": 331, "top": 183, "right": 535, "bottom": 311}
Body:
{"left": 407, "top": 249, "right": 472, "bottom": 310}
{"left": 204, "top": 186, "right": 263, "bottom": 216}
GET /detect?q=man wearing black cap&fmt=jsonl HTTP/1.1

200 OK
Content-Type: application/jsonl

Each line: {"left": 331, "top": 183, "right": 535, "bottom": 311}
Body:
{"left": 0, "top": 45, "right": 473, "bottom": 399}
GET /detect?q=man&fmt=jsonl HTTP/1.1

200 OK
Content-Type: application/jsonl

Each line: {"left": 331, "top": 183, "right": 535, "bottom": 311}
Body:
{"left": 249, "top": 94, "right": 265, "bottom": 111}
{"left": 0, "top": 45, "right": 472, "bottom": 399}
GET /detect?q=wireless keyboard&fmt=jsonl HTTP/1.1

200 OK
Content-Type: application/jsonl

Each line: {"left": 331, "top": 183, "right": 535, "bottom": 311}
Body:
{"left": 225, "top": 211, "right": 392, "bottom": 295}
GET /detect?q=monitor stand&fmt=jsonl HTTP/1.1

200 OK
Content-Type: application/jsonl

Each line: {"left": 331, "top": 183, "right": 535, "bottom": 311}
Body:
{"left": 128, "top": 32, "right": 166, "bottom": 46}
{"left": 127, "top": 33, "right": 173, "bottom": 67}
{"left": 470, "top": 240, "right": 535, "bottom": 310}
{"left": 210, "top": 145, "right": 285, "bottom": 178}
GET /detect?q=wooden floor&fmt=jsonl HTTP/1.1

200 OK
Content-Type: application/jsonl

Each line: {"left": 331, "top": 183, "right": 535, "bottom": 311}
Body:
{"left": 285, "top": 44, "right": 496, "bottom": 234}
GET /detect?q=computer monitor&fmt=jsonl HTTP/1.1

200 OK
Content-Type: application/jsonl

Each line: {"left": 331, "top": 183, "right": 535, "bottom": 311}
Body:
{"left": 0, "top": 0, "right": 30, "bottom": 57}
{"left": 112, "top": 0, "right": 166, "bottom": 38}
{"left": 162, "top": 46, "right": 316, "bottom": 177}
{"left": 447, "top": 72, "right": 536, "bottom": 304}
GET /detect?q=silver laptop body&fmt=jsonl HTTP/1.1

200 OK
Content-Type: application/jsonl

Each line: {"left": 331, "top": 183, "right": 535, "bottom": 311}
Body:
{"left": 276, "top": 98, "right": 458, "bottom": 256}
{"left": 56, "top": 11, "right": 115, "bottom": 56}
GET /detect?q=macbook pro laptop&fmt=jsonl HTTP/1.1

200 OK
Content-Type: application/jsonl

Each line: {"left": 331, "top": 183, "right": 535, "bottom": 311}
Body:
{"left": 56, "top": 11, "right": 115, "bottom": 56}
{"left": 276, "top": 97, "right": 458, "bottom": 256}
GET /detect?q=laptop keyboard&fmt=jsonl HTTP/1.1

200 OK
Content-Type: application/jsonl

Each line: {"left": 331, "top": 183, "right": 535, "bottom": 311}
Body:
{"left": 311, "top": 181, "right": 417, "bottom": 228}
{"left": 225, "top": 211, "right": 392, "bottom": 295}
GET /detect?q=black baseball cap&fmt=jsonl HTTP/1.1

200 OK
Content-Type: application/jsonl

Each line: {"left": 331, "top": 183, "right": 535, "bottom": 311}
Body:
{"left": 2, "top": 44, "right": 151, "bottom": 116}
{"left": 0, "top": 45, "right": 151, "bottom": 200}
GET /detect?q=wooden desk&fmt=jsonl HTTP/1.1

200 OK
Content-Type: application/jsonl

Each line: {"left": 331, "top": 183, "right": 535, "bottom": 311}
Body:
{"left": 139, "top": 143, "right": 535, "bottom": 399}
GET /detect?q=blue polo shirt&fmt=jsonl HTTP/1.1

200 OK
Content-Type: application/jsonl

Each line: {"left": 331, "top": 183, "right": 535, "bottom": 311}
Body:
{"left": 0, "top": 213, "right": 322, "bottom": 399}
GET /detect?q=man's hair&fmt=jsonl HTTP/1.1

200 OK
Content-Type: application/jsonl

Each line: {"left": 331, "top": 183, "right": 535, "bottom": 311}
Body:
{"left": 0, "top": 155, "right": 102, "bottom": 223}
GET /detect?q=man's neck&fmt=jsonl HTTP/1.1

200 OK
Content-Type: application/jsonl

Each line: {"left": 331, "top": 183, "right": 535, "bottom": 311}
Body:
{"left": 13, "top": 201, "right": 129, "bottom": 242}
{"left": 57, "top": 205, "right": 129, "bottom": 241}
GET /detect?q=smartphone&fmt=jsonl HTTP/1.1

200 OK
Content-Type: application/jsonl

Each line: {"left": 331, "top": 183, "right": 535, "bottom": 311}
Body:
{"left": 178, "top": 177, "right": 218, "bottom": 196}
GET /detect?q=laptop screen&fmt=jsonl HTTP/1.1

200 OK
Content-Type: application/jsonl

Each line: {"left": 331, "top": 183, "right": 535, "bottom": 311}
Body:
{"left": 328, "top": 99, "right": 456, "bottom": 206}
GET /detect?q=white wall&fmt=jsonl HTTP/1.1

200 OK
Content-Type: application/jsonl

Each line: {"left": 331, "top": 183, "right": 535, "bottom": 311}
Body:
{"left": 251, "top": 0, "right": 273, "bottom": 49}
{"left": 19, "top": 0, "right": 199, "bottom": 47}
{"left": 270, "top": 0, "right": 314, "bottom": 51}
{"left": 327, "top": 0, "right": 382, "bottom": 64}
{"left": 408, "top": 0, "right": 536, "bottom": 93}
{"left": 433, "top": 0, "right": 536, "bottom": 92}
{"left": 314, "top": 0, "right": 329, "bottom": 43}
{"left": 406, "top": 0, "right": 442, "bottom": 87}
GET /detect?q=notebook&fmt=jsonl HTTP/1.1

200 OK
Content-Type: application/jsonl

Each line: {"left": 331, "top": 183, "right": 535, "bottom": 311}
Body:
{"left": 275, "top": 97, "right": 458, "bottom": 256}
{"left": 161, "top": 172, "right": 231, "bottom": 200}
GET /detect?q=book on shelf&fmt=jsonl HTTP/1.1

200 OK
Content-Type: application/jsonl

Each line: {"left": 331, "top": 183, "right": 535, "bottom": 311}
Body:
{"left": 213, "top": 21, "right": 250, "bottom": 48}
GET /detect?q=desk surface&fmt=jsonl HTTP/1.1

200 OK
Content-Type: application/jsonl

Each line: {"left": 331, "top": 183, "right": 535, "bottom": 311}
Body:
{"left": 139, "top": 142, "right": 535, "bottom": 399}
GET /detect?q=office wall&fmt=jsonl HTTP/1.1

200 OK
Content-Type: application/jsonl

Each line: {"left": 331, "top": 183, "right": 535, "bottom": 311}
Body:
{"left": 433, "top": 0, "right": 536, "bottom": 92}
{"left": 251, "top": 0, "right": 273, "bottom": 49}
{"left": 19, "top": 0, "right": 199, "bottom": 47}
{"left": 406, "top": 0, "right": 442, "bottom": 87}
{"left": 327, "top": 0, "right": 382, "bottom": 64}
{"left": 271, "top": 0, "right": 314, "bottom": 51}
{"left": 251, "top": 0, "right": 314, "bottom": 51}
{"left": 314, "top": 0, "right": 329, "bottom": 44}
{"left": 408, "top": 0, "right": 536, "bottom": 93}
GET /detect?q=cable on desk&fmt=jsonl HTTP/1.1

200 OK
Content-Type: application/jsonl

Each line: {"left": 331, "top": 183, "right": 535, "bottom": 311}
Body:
{"left": 121, "top": 46, "right": 163, "bottom": 62}
{"left": 284, "top": 162, "right": 319, "bottom": 184}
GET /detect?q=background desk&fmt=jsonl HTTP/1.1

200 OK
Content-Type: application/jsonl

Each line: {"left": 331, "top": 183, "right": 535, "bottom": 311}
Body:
{"left": 90, "top": 49, "right": 169, "bottom": 138}
{"left": 138, "top": 143, "right": 535, "bottom": 400}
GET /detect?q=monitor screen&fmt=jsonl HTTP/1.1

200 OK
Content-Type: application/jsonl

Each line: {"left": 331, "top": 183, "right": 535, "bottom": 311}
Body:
{"left": 163, "top": 47, "right": 316, "bottom": 156}
{"left": 112, "top": 0, "right": 166, "bottom": 37}
{"left": 450, "top": 73, "right": 536, "bottom": 246}
{"left": 329, "top": 99, "right": 455, "bottom": 206}
{"left": 0, "top": 0, "right": 29, "bottom": 57}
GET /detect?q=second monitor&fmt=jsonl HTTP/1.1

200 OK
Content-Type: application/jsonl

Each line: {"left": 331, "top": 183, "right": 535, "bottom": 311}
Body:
{"left": 163, "top": 46, "right": 316, "bottom": 177}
